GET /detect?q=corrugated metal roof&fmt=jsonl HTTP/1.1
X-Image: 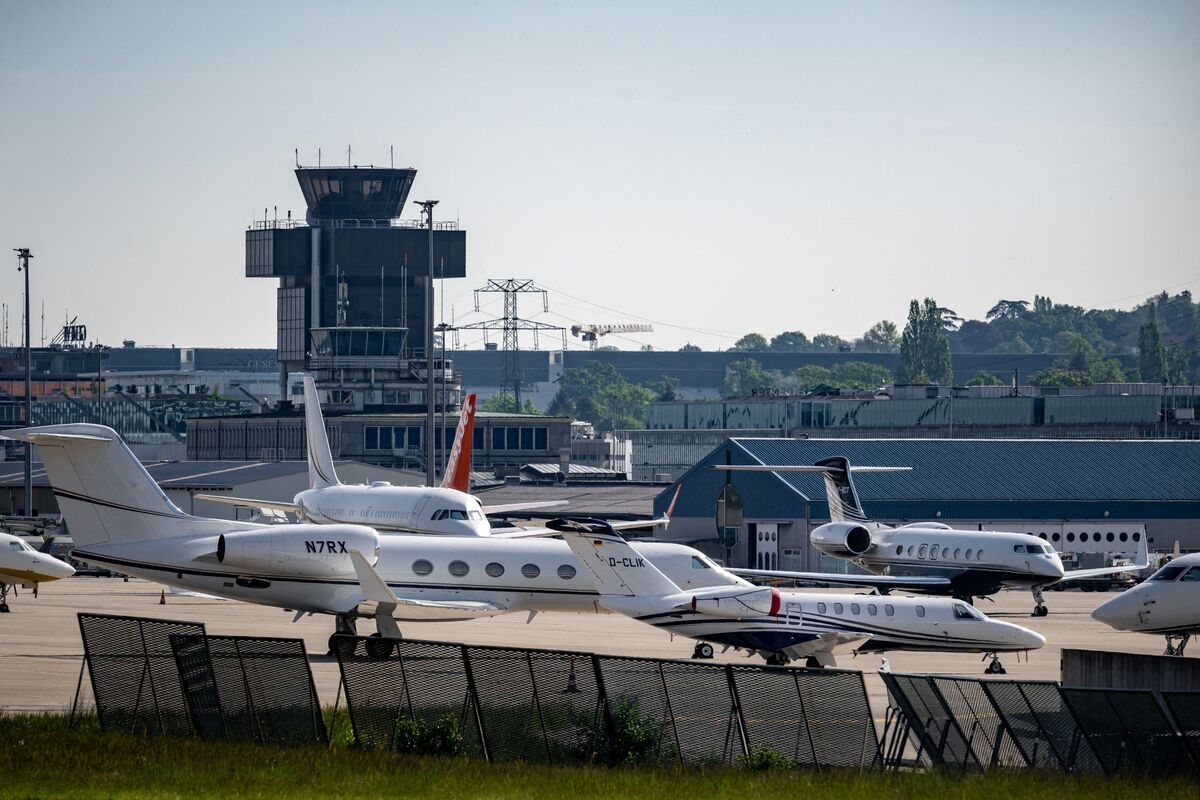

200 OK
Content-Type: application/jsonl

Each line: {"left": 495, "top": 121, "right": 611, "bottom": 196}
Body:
{"left": 728, "top": 438, "right": 1200, "bottom": 502}
{"left": 521, "top": 463, "right": 624, "bottom": 477}
{"left": 473, "top": 482, "right": 658, "bottom": 517}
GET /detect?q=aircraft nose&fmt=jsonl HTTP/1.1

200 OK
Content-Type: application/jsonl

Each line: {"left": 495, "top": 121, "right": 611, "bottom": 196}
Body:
{"left": 1092, "top": 591, "right": 1141, "bottom": 630}
{"left": 1018, "top": 626, "right": 1046, "bottom": 651}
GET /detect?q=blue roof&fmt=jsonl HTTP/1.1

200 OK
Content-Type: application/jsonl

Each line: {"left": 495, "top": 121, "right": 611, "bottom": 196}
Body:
{"left": 656, "top": 437, "right": 1200, "bottom": 520}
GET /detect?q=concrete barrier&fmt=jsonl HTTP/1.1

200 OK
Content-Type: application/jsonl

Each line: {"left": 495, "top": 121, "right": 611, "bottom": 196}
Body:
{"left": 1062, "top": 648, "right": 1200, "bottom": 691}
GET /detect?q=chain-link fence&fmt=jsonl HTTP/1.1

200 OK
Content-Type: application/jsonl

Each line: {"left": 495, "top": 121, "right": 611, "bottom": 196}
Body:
{"left": 881, "top": 672, "right": 1199, "bottom": 776}
{"left": 333, "top": 636, "right": 879, "bottom": 770}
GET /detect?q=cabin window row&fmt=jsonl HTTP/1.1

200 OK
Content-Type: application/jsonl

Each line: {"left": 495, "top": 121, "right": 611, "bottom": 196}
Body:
{"left": 411, "top": 559, "right": 577, "bottom": 580}
{"left": 816, "top": 601, "right": 913, "bottom": 617}
{"left": 895, "top": 544, "right": 985, "bottom": 561}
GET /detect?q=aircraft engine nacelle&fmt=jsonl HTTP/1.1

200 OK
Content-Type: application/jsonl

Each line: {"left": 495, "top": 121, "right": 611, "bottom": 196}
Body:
{"left": 689, "top": 586, "right": 781, "bottom": 619}
{"left": 810, "top": 521, "right": 875, "bottom": 558}
{"left": 217, "top": 524, "right": 379, "bottom": 578}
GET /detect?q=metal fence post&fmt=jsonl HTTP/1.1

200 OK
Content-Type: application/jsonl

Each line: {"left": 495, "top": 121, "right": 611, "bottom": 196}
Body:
{"left": 723, "top": 665, "right": 749, "bottom": 762}
{"left": 525, "top": 652, "right": 552, "bottom": 763}
{"left": 591, "top": 654, "right": 613, "bottom": 764}
{"left": 135, "top": 620, "right": 165, "bottom": 736}
{"left": 460, "top": 645, "right": 490, "bottom": 762}
{"left": 657, "top": 663, "right": 683, "bottom": 766}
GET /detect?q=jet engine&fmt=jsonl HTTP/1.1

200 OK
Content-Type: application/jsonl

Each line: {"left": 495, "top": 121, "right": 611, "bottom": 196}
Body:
{"left": 810, "top": 521, "right": 875, "bottom": 557}
{"left": 690, "top": 585, "right": 781, "bottom": 619}
{"left": 217, "top": 524, "right": 380, "bottom": 577}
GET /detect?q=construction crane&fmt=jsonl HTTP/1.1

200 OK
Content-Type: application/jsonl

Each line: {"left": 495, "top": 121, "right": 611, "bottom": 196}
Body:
{"left": 570, "top": 323, "right": 654, "bottom": 349}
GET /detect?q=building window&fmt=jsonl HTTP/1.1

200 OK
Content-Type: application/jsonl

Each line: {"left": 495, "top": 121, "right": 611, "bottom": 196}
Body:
{"left": 489, "top": 426, "right": 549, "bottom": 451}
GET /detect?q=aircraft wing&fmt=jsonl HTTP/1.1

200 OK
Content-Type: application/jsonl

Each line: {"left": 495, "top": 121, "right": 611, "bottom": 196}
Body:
{"left": 348, "top": 550, "right": 507, "bottom": 621}
{"left": 489, "top": 515, "right": 668, "bottom": 539}
{"left": 482, "top": 500, "right": 570, "bottom": 515}
{"left": 193, "top": 494, "right": 301, "bottom": 514}
{"left": 730, "top": 568, "right": 953, "bottom": 594}
{"left": 781, "top": 632, "right": 871, "bottom": 664}
{"left": 1056, "top": 535, "right": 1150, "bottom": 583}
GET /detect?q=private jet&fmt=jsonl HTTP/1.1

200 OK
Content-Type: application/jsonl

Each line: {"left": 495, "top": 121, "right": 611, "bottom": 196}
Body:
{"left": 0, "top": 531, "right": 74, "bottom": 611}
{"left": 194, "top": 377, "right": 563, "bottom": 536}
{"left": 1091, "top": 552, "right": 1200, "bottom": 656}
{"left": 548, "top": 518, "right": 1044, "bottom": 672}
{"left": 718, "top": 457, "right": 1148, "bottom": 616}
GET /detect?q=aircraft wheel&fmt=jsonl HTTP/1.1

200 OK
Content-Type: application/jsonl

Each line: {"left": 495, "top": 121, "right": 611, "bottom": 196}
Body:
{"left": 328, "top": 633, "right": 356, "bottom": 659}
{"left": 692, "top": 642, "right": 715, "bottom": 659}
{"left": 1032, "top": 606, "right": 1048, "bottom": 618}
{"left": 0, "top": 603, "right": 9, "bottom": 613}
{"left": 365, "top": 634, "right": 395, "bottom": 659}
{"left": 764, "top": 652, "right": 790, "bottom": 667}
{"left": 805, "top": 657, "right": 822, "bottom": 669}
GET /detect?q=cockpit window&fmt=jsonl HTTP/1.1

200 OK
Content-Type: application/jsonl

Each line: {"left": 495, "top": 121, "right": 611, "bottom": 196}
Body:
{"left": 8, "top": 541, "right": 22, "bottom": 551}
{"left": 953, "top": 603, "right": 984, "bottom": 620}
{"left": 1150, "top": 565, "right": 1187, "bottom": 582}
{"left": 1178, "top": 567, "right": 1200, "bottom": 582}
{"left": 431, "top": 509, "right": 448, "bottom": 521}
{"left": 691, "top": 556, "right": 711, "bottom": 570}
{"left": 469, "top": 510, "right": 484, "bottom": 521}
{"left": 449, "top": 510, "right": 468, "bottom": 520}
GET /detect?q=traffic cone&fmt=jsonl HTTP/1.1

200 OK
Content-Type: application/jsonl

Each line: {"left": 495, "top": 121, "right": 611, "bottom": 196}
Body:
{"left": 159, "top": 589, "right": 166, "bottom": 605}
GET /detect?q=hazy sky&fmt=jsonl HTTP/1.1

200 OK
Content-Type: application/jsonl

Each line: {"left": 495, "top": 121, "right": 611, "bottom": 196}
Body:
{"left": 1, "top": 1, "right": 1198, "bottom": 352}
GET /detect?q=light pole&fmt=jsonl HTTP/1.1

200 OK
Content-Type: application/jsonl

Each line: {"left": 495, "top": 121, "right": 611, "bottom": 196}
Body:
{"left": 415, "top": 200, "right": 438, "bottom": 487}
{"left": 14, "top": 248, "right": 32, "bottom": 516}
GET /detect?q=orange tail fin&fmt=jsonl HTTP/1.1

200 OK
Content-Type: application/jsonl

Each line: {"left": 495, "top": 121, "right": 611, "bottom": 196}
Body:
{"left": 440, "top": 394, "right": 477, "bottom": 493}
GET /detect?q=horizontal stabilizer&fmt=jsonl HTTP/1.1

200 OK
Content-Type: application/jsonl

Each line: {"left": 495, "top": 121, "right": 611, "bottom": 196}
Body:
{"left": 491, "top": 514, "right": 668, "bottom": 539}
{"left": 2, "top": 430, "right": 112, "bottom": 445}
{"left": 193, "top": 494, "right": 301, "bottom": 514}
{"left": 709, "top": 465, "right": 910, "bottom": 474}
{"left": 482, "top": 500, "right": 570, "bottom": 515}
{"left": 731, "top": 568, "right": 952, "bottom": 593}
{"left": 1057, "top": 534, "right": 1150, "bottom": 583}
{"left": 349, "top": 549, "right": 507, "bottom": 620}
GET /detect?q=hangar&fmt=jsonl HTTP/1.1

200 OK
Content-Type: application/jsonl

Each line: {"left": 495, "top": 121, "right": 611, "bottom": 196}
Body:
{"left": 652, "top": 438, "right": 1200, "bottom": 571}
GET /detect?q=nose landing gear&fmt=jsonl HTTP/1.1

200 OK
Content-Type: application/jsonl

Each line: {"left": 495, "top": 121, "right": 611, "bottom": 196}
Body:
{"left": 1164, "top": 633, "right": 1191, "bottom": 657}
{"left": 983, "top": 652, "right": 1007, "bottom": 674}
{"left": 1030, "top": 587, "right": 1049, "bottom": 617}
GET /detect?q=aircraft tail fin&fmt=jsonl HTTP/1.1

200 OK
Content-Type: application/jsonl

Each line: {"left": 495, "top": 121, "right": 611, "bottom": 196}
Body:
{"left": 546, "top": 518, "right": 681, "bottom": 597}
{"left": 814, "top": 457, "right": 871, "bottom": 523}
{"left": 303, "top": 376, "right": 341, "bottom": 490}
{"left": 440, "top": 393, "right": 476, "bottom": 493}
{"left": 1, "top": 424, "right": 237, "bottom": 548}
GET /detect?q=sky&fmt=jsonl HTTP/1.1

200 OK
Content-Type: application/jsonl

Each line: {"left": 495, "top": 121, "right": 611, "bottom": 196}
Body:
{"left": 1, "top": 1, "right": 1198, "bottom": 352}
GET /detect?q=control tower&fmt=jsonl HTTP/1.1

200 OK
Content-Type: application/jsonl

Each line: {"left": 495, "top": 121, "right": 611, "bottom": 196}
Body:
{"left": 247, "top": 164, "right": 466, "bottom": 412}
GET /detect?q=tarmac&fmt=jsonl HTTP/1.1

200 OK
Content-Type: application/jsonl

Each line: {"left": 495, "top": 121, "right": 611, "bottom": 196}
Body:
{"left": 0, "top": 576, "right": 1183, "bottom": 721}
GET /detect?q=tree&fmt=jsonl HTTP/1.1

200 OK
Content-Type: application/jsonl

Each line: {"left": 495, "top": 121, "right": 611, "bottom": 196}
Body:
{"left": 859, "top": 320, "right": 900, "bottom": 353}
{"left": 1137, "top": 304, "right": 1166, "bottom": 382}
{"left": 1090, "top": 358, "right": 1126, "bottom": 384}
{"left": 730, "top": 333, "right": 768, "bottom": 352}
{"left": 993, "top": 335, "right": 1033, "bottom": 354}
{"left": 678, "top": 343, "right": 701, "bottom": 352}
{"left": 898, "top": 298, "right": 953, "bottom": 384}
{"left": 829, "top": 362, "right": 892, "bottom": 388}
{"left": 768, "top": 331, "right": 809, "bottom": 352}
{"left": 547, "top": 361, "right": 652, "bottom": 432}
{"left": 481, "top": 393, "right": 542, "bottom": 415}
{"left": 1166, "top": 343, "right": 1191, "bottom": 385}
{"left": 986, "top": 299, "right": 1030, "bottom": 321}
{"left": 966, "top": 371, "right": 1005, "bottom": 386}
{"left": 648, "top": 375, "right": 681, "bottom": 402}
{"left": 936, "top": 307, "right": 964, "bottom": 332}
{"left": 722, "top": 359, "right": 783, "bottom": 396}
{"left": 810, "top": 333, "right": 848, "bottom": 352}
{"left": 1028, "top": 368, "right": 1093, "bottom": 388}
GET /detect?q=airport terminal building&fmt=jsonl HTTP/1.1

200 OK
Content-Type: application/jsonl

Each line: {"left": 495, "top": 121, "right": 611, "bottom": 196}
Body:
{"left": 653, "top": 438, "right": 1200, "bottom": 570}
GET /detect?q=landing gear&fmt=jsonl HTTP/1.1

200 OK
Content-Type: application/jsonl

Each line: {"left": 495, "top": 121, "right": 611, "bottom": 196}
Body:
{"left": 691, "top": 642, "right": 715, "bottom": 660}
{"left": 327, "top": 614, "right": 358, "bottom": 657}
{"left": 365, "top": 633, "right": 395, "bottom": 659}
{"left": 805, "top": 657, "right": 823, "bottom": 669}
{"left": 983, "top": 653, "right": 1007, "bottom": 674}
{"left": 0, "top": 584, "right": 9, "bottom": 613}
{"left": 1031, "top": 587, "right": 1049, "bottom": 617}
{"left": 764, "top": 652, "right": 790, "bottom": 667}
{"left": 1165, "top": 633, "right": 1191, "bottom": 657}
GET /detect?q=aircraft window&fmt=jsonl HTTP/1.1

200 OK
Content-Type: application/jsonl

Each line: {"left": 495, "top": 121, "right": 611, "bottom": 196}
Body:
{"left": 1014, "top": 545, "right": 1024, "bottom": 553}
{"left": 953, "top": 603, "right": 983, "bottom": 620}
{"left": 918, "top": 544, "right": 928, "bottom": 559}
{"left": 521, "top": 563, "right": 541, "bottom": 579}
{"left": 965, "top": 548, "right": 972, "bottom": 560}
{"left": 448, "top": 560, "right": 470, "bottom": 577}
{"left": 485, "top": 562, "right": 505, "bottom": 578}
{"left": 431, "top": 509, "right": 447, "bottom": 521}
{"left": 1133, "top": 532, "right": 1142, "bottom": 542}
{"left": 930, "top": 545, "right": 940, "bottom": 560}
{"left": 1066, "top": 533, "right": 1075, "bottom": 542}
{"left": 817, "top": 602, "right": 827, "bottom": 614}
{"left": 448, "top": 510, "right": 467, "bottom": 520}
{"left": 8, "top": 542, "right": 21, "bottom": 551}
{"left": 1179, "top": 567, "right": 1200, "bottom": 582}
{"left": 868, "top": 604, "right": 878, "bottom": 616}
{"left": 895, "top": 545, "right": 903, "bottom": 556}
{"left": 977, "top": 550, "right": 984, "bottom": 560}
{"left": 834, "top": 603, "right": 844, "bottom": 614}
{"left": 691, "top": 556, "right": 711, "bottom": 570}
{"left": 557, "top": 565, "right": 577, "bottom": 580}
{"left": 469, "top": 510, "right": 484, "bottom": 521}
{"left": 850, "top": 603, "right": 860, "bottom": 615}
{"left": 953, "top": 548, "right": 960, "bottom": 559}
{"left": 916, "top": 605, "right": 926, "bottom": 618}
{"left": 1119, "top": 532, "right": 1128, "bottom": 542}
{"left": 1106, "top": 532, "right": 1115, "bottom": 543}
{"left": 885, "top": 604, "right": 895, "bottom": 616}
{"left": 1150, "top": 565, "right": 1187, "bottom": 582}
{"left": 412, "top": 559, "right": 433, "bottom": 576}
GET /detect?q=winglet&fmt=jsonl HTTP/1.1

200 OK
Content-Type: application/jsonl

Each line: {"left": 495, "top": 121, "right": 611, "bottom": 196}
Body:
{"left": 440, "top": 393, "right": 476, "bottom": 493}
{"left": 349, "top": 549, "right": 399, "bottom": 604}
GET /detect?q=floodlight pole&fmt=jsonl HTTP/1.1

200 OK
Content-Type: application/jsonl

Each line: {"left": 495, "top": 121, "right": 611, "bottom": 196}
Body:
{"left": 15, "top": 248, "right": 32, "bottom": 516}
{"left": 416, "top": 201, "right": 439, "bottom": 487}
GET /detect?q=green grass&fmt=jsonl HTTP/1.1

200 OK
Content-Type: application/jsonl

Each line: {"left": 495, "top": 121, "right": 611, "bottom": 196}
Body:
{"left": 0, "top": 713, "right": 1186, "bottom": 800}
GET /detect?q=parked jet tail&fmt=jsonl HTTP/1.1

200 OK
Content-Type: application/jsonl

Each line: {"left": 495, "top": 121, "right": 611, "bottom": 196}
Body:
{"left": 303, "top": 377, "right": 341, "bottom": 490}
{"left": 440, "top": 393, "right": 476, "bottom": 494}
{"left": 710, "top": 459, "right": 909, "bottom": 524}
{"left": 3, "top": 424, "right": 252, "bottom": 548}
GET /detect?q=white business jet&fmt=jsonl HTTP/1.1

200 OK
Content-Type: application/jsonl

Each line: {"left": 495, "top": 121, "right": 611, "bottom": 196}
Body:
{"left": 2, "top": 423, "right": 671, "bottom": 653}
{"left": 548, "top": 517, "right": 1044, "bottom": 672}
{"left": 195, "top": 377, "right": 562, "bottom": 536}
{"left": 0, "top": 531, "right": 74, "bottom": 612}
{"left": 1091, "top": 552, "right": 1200, "bottom": 656}
{"left": 719, "top": 457, "right": 1148, "bottom": 616}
